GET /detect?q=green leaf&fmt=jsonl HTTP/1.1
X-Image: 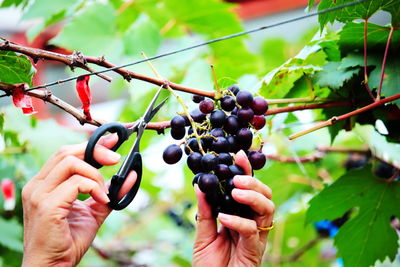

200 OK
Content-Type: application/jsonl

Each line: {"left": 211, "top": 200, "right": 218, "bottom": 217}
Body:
{"left": 0, "top": 51, "right": 35, "bottom": 85}
{"left": 369, "top": 56, "right": 400, "bottom": 105}
{"left": 122, "top": 14, "right": 161, "bottom": 56}
{"left": 306, "top": 166, "right": 400, "bottom": 267}
{"left": 383, "top": 1, "right": 400, "bottom": 25}
{"left": 22, "top": 0, "right": 80, "bottom": 21}
{"left": 51, "top": 3, "right": 118, "bottom": 55}
{"left": 315, "top": 61, "right": 359, "bottom": 90}
{"left": 0, "top": 113, "right": 4, "bottom": 132}
{"left": 339, "top": 22, "right": 400, "bottom": 51}
{"left": 0, "top": 0, "right": 28, "bottom": 8}
{"left": 317, "top": 0, "right": 397, "bottom": 29}
{"left": 0, "top": 218, "right": 23, "bottom": 252}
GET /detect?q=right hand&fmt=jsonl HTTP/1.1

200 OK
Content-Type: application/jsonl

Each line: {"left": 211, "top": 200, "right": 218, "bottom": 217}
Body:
{"left": 22, "top": 134, "right": 137, "bottom": 267}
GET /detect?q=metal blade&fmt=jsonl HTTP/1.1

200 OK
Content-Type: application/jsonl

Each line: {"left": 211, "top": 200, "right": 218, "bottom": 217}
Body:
{"left": 142, "top": 85, "right": 164, "bottom": 123}
{"left": 146, "top": 97, "right": 169, "bottom": 123}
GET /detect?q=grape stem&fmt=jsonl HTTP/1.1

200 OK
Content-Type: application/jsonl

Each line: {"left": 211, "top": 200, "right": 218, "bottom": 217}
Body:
{"left": 210, "top": 65, "right": 222, "bottom": 99}
{"left": 289, "top": 93, "right": 400, "bottom": 140}
{"left": 362, "top": 18, "right": 376, "bottom": 101}
{"left": 140, "top": 52, "right": 206, "bottom": 155}
{"left": 376, "top": 26, "right": 395, "bottom": 101}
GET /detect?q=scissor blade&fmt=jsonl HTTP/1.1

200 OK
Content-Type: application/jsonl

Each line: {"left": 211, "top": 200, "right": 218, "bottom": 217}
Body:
{"left": 145, "top": 97, "right": 169, "bottom": 123}
{"left": 142, "top": 85, "right": 164, "bottom": 123}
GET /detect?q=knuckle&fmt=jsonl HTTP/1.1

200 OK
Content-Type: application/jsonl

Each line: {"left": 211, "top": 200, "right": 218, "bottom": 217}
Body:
{"left": 21, "top": 184, "right": 31, "bottom": 203}
{"left": 55, "top": 145, "right": 73, "bottom": 158}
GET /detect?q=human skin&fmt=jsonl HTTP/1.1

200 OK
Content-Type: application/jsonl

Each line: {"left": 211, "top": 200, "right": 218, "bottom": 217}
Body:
{"left": 192, "top": 150, "right": 274, "bottom": 267}
{"left": 22, "top": 135, "right": 273, "bottom": 266}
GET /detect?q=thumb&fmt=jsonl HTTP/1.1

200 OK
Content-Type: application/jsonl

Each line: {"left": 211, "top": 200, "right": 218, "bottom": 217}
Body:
{"left": 233, "top": 150, "right": 252, "bottom": 176}
{"left": 193, "top": 184, "right": 217, "bottom": 251}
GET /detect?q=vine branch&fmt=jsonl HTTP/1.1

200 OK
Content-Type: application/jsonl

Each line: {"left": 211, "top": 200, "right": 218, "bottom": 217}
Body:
{"left": 362, "top": 19, "right": 376, "bottom": 101}
{"left": 289, "top": 93, "right": 400, "bottom": 140}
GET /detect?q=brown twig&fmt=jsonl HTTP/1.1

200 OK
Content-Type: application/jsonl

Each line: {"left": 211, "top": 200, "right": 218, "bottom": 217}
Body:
{"left": 266, "top": 153, "right": 324, "bottom": 163}
{"left": 289, "top": 93, "right": 400, "bottom": 140}
{"left": 0, "top": 41, "right": 112, "bottom": 82}
{"left": 376, "top": 26, "right": 394, "bottom": 101}
{"left": 265, "top": 100, "right": 352, "bottom": 115}
{"left": 265, "top": 236, "right": 323, "bottom": 263}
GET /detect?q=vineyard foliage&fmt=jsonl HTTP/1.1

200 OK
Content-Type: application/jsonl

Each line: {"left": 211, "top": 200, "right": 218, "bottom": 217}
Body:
{"left": 0, "top": 0, "right": 399, "bottom": 266}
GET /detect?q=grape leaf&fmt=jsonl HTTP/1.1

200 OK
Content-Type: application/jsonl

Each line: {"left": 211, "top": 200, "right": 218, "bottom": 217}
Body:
{"left": 339, "top": 22, "right": 400, "bottom": 52}
{"left": 306, "top": 166, "right": 400, "bottom": 267}
{"left": 122, "top": 14, "right": 161, "bottom": 56}
{"left": 0, "top": 218, "right": 23, "bottom": 252}
{"left": 369, "top": 56, "right": 400, "bottom": 106}
{"left": 22, "top": 0, "right": 80, "bottom": 21}
{"left": 315, "top": 61, "right": 359, "bottom": 90}
{"left": 0, "top": 113, "right": 4, "bottom": 132}
{"left": 0, "top": 0, "right": 28, "bottom": 8}
{"left": 383, "top": 1, "right": 400, "bottom": 25}
{"left": 0, "top": 51, "right": 35, "bottom": 85}
{"left": 51, "top": 3, "right": 118, "bottom": 55}
{"left": 317, "top": 0, "right": 397, "bottom": 29}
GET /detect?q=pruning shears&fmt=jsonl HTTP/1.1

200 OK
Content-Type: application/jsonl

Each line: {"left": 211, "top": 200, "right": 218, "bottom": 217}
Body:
{"left": 84, "top": 85, "right": 168, "bottom": 210}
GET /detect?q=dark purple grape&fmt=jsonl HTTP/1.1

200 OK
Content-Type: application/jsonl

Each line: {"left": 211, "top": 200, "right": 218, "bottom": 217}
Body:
{"left": 199, "top": 99, "right": 214, "bottom": 114}
{"left": 236, "top": 90, "right": 253, "bottom": 107}
{"left": 215, "top": 164, "right": 233, "bottom": 180}
{"left": 226, "top": 136, "right": 239, "bottom": 153}
{"left": 237, "top": 107, "right": 254, "bottom": 124}
{"left": 221, "top": 96, "right": 236, "bottom": 111}
{"left": 163, "top": 144, "right": 183, "bottom": 164}
{"left": 220, "top": 193, "right": 236, "bottom": 214}
{"left": 187, "top": 126, "right": 193, "bottom": 135}
{"left": 251, "top": 115, "right": 266, "bottom": 130}
{"left": 248, "top": 150, "right": 266, "bottom": 170}
{"left": 225, "top": 178, "right": 235, "bottom": 192}
{"left": 198, "top": 173, "right": 219, "bottom": 194}
{"left": 192, "top": 173, "right": 203, "bottom": 185}
{"left": 218, "top": 152, "right": 233, "bottom": 165}
{"left": 184, "top": 138, "right": 200, "bottom": 154}
{"left": 187, "top": 152, "right": 203, "bottom": 174}
{"left": 202, "top": 136, "right": 213, "bottom": 150}
{"left": 231, "top": 107, "right": 238, "bottom": 115}
{"left": 201, "top": 153, "right": 218, "bottom": 172}
{"left": 181, "top": 114, "right": 190, "bottom": 126}
{"left": 251, "top": 97, "right": 268, "bottom": 115}
{"left": 212, "top": 137, "right": 230, "bottom": 153}
{"left": 190, "top": 108, "right": 206, "bottom": 123}
{"left": 170, "top": 115, "right": 186, "bottom": 129}
{"left": 192, "top": 94, "right": 205, "bottom": 103}
{"left": 171, "top": 127, "right": 186, "bottom": 140}
{"left": 237, "top": 128, "right": 253, "bottom": 144}
{"left": 210, "top": 128, "right": 225, "bottom": 137}
{"left": 210, "top": 110, "right": 227, "bottom": 128}
{"left": 229, "top": 164, "right": 244, "bottom": 176}
{"left": 228, "top": 84, "right": 240, "bottom": 95}
{"left": 224, "top": 115, "right": 240, "bottom": 135}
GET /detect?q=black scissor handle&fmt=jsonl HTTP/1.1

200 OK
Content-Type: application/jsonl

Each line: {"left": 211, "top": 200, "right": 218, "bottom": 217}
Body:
{"left": 108, "top": 152, "right": 142, "bottom": 210}
{"left": 84, "top": 122, "right": 128, "bottom": 169}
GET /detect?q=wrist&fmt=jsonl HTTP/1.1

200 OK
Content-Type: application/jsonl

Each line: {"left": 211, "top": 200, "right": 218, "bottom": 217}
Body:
{"left": 22, "top": 253, "right": 73, "bottom": 267}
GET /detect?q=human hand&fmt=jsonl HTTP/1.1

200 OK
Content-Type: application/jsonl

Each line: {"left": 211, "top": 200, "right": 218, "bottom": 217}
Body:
{"left": 22, "top": 134, "right": 137, "bottom": 267}
{"left": 193, "top": 150, "right": 274, "bottom": 267}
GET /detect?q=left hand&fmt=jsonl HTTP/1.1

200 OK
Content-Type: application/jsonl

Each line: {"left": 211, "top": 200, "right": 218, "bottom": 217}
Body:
{"left": 193, "top": 150, "right": 274, "bottom": 267}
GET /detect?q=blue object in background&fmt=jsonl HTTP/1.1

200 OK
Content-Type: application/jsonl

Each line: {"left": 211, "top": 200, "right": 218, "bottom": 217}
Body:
{"left": 314, "top": 220, "right": 339, "bottom": 238}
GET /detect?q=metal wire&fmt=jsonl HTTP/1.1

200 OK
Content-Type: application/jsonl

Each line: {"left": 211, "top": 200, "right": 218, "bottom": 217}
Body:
{"left": 0, "top": 0, "right": 370, "bottom": 97}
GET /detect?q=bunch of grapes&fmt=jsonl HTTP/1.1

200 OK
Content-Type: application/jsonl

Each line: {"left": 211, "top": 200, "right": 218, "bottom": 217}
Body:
{"left": 162, "top": 85, "right": 268, "bottom": 217}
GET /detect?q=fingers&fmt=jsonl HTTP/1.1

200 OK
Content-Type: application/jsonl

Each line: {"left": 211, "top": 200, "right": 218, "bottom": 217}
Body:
{"left": 193, "top": 184, "right": 218, "bottom": 252}
{"left": 234, "top": 150, "right": 252, "bottom": 176}
{"left": 51, "top": 175, "right": 110, "bottom": 208}
{"left": 234, "top": 175, "right": 272, "bottom": 199}
{"left": 36, "top": 156, "right": 107, "bottom": 194}
{"left": 217, "top": 213, "right": 258, "bottom": 243}
{"left": 34, "top": 134, "right": 121, "bottom": 181}
{"left": 83, "top": 170, "right": 138, "bottom": 225}
{"left": 231, "top": 189, "right": 274, "bottom": 216}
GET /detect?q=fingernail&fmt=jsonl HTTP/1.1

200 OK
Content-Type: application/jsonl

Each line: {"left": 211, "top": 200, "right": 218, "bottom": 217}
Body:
{"left": 232, "top": 188, "right": 245, "bottom": 197}
{"left": 218, "top": 213, "right": 230, "bottom": 223}
{"left": 101, "top": 191, "right": 110, "bottom": 204}
{"left": 234, "top": 175, "right": 248, "bottom": 185}
{"left": 108, "top": 151, "right": 121, "bottom": 161}
{"left": 104, "top": 184, "right": 109, "bottom": 194}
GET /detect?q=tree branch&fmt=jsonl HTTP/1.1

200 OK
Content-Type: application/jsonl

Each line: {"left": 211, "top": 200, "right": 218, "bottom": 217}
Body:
{"left": 265, "top": 100, "right": 352, "bottom": 115}
{"left": 289, "top": 93, "right": 400, "bottom": 140}
{"left": 0, "top": 41, "right": 112, "bottom": 82}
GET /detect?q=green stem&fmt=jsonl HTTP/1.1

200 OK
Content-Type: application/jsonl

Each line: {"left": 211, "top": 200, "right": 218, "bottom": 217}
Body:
{"left": 363, "top": 18, "right": 375, "bottom": 101}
